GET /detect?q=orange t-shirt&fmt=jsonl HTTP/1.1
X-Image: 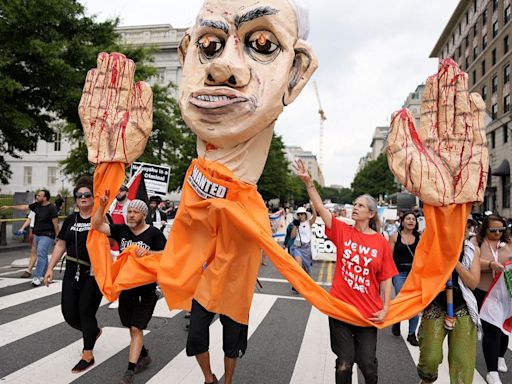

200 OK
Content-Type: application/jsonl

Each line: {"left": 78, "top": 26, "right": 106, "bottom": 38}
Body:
{"left": 326, "top": 218, "right": 397, "bottom": 319}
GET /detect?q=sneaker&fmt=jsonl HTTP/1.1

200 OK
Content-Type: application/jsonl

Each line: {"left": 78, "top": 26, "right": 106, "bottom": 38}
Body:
{"left": 407, "top": 333, "right": 419, "bottom": 347}
{"left": 119, "top": 370, "right": 135, "bottom": 384}
{"left": 391, "top": 323, "right": 400, "bottom": 336}
{"left": 31, "top": 277, "right": 41, "bottom": 287}
{"left": 134, "top": 354, "right": 151, "bottom": 374}
{"left": 498, "top": 357, "right": 508, "bottom": 372}
{"left": 486, "top": 371, "right": 502, "bottom": 384}
{"left": 20, "top": 271, "right": 31, "bottom": 278}
{"left": 109, "top": 300, "right": 119, "bottom": 309}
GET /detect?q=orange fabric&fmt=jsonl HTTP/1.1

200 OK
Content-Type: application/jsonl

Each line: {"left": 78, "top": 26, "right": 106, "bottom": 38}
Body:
{"left": 88, "top": 160, "right": 469, "bottom": 327}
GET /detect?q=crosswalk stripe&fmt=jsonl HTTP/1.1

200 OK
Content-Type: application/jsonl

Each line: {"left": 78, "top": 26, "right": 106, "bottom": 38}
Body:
{"left": 0, "top": 281, "right": 62, "bottom": 311}
{"left": 0, "top": 277, "right": 27, "bottom": 289}
{"left": 399, "top": 320, "right": 486, "bottom": 383}
{"left": 1, "top": 327, "right": 140, "bottom": 383}
{"left": 258, "top": 276, "right": 331, "bottom": 286}
{"left": 153, "top": 298, "right": 182, "bottom": 318}
{"left": 290, "top": 306, "right": 338, "bottom": 384}
{"left": 146, "top": 294, "right": 277, "bottom": 383}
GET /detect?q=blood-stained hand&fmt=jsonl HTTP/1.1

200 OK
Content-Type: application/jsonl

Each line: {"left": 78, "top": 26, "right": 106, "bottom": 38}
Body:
{"left": 387, "top": 59, "right": 488, "bottom": 206}
{"left": 79, "top": 52, "right": 153, "bottom": 164}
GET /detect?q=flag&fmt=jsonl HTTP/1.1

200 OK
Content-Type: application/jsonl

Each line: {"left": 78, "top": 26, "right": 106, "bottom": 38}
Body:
{"left": 480, "top": 261, "right": 512, "bottom": 335}
{"left": 127, "top": 170, "right": 149, "bottom": 204}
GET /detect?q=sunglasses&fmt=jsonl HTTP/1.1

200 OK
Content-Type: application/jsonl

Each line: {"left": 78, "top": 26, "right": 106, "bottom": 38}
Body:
{"left": 488, "top": 227, "right": 507, "bottom": 233}
{"left": 75, "top": 192, "right": 93, "bottom": 199}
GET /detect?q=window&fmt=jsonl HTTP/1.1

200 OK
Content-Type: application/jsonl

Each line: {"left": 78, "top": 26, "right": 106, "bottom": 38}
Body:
{"left": 53, "top": 131, "right": 61, "bottom": 151}
{"left": 493, "top": 0, "right": 498, "bottom": 12}
{"left": 505, "top": 94, "right": 511, "bottom": 113}
{"left": 482, "top": 85, "right": 488, "bottom": 101}
{"left": 482, "top": 60, "right": 486, "bottom": 76}
{"left": 504, "top": 126, "right": 509, "bottom": 143}
{"left": 482, "top": 34, "right": 488, "bottom": 49}
{"left": 493, "top": 21, "right": 499, "bottom": 38}
{"left": 506, "top": 5, "right": 511, "bottom": 24}
{"left": 492, "top": 48, "right": 497, "bottom": 65}
{"left": 483, "top": 9, "right": 488, "bottom": 26}
{"left": 492, "top": 103, "right": 498, "bottom": 120}
{"left": 457, "top": 45, "right": 461, "bottom": 58}
{"left": 466, "top": 11, "right": 469, "bottom": 25}
{"left": 474, "top": 0, "right": 477, "bottom": 13}
{"left": 505, "top": 64, "right": 511, "bottom": 83}
{"left": 492, "top": 75, "right": 498, "bottom": 93}
{"left": 458, "top": 23, "right": 462, "bottom": 35}
{"left": 465, "top": 56, "right": 469, "bottom": 69}
{"left": 452, "top": 33, "right": 455, "bottom": 45}
{"left": 473, "top": 46, "right": 478, "bottom": 60}
{"left": 491, "top": 130, "right": 496, "bottom": 148}
{"left": 473, "top": 69, "right": 477, "bottom": 85}
{"left": 465, "top": 36, "right": 469, "bottom": 48}
{"left": 505, "top": 35, "right": 510, "bottom": 53}
{"left": 47, "top": 167, "right": 57, "bottom": 186}
{"left": 23, "top": 167, "right": 32, "bottom": 185}
{"left": 503, "top": 175, "right": 510, "bottom": 209}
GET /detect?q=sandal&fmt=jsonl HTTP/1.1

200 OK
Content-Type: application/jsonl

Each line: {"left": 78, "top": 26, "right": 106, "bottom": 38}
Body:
{"left": 71, "top": 358, "right": 95, "bottom": 373}
{"left": 205, "top": 374, "right": 218, "bottom": 384}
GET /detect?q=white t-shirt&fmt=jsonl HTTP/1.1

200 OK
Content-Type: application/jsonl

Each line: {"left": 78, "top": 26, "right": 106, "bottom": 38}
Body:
{"left": 296, "top": 221, "right": 312, "bottom": 244}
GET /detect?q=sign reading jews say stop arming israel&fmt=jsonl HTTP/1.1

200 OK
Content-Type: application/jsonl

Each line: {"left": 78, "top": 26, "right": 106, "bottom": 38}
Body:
{"left": 130, "top": 162, "right": 170, "bottom": 197}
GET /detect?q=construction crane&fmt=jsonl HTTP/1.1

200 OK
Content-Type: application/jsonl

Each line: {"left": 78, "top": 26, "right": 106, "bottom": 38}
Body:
{"left": 313, "top": 81, "right": 326, "bottom": 168}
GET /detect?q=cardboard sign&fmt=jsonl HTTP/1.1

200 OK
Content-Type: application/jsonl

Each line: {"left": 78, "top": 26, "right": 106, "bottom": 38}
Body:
{"left": 130, "top": 162, "right": 170, "bottom": 198}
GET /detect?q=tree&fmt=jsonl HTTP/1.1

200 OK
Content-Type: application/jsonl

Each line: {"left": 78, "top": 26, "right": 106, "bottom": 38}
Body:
{"left": 351, "top": 153, "right": 396, "bottom": 198}
{"left": 321, "top": 186, "right": 353, "bottom": 204}
{"left": 0, "top": 0, "right": 154, "bottom": 183}
{"left": 258, "top": 133, "right": 293, "bottom": 201}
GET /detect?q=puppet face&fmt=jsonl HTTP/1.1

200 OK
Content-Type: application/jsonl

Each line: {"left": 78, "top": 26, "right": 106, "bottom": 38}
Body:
{"left": 179, "top": 0, "right": 316, "bottom": 148}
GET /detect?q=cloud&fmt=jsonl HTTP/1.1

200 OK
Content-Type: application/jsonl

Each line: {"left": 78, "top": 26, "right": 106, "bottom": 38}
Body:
{"left": 82, "top": 0, "right": 459, "bottom": 186}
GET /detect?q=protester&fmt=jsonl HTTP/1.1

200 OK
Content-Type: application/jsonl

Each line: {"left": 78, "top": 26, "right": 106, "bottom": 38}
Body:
{"left": 17, "top": 202, "right": 37, "bottom": 278}
{"left": 472, "top": 214, "right": 511, "bottom": 384}
{"left": 93, "top": 195, "right": 166, "bottom": 384}
{"left": 2, "top": 189, "right": 59, "bottom": 286}
{"left": 146, "top": 196, "right": 166, "bottom": 229}
{"left": 54, "top": 193, "right": 64, "bottom": 214}
{"left": 417, "top": 216, "right": 481, "bottom": 384}
{"left": 389, "top": 211, "right": 421, "bottom": 345}
{"left": 43, "top": 177, "right": 104, "bottom": 373}
{"left": 295, "top": 159, "right": 397, "bottom": 384}
{"left": 290, "top": 206, "right": 317, "bottom": 274}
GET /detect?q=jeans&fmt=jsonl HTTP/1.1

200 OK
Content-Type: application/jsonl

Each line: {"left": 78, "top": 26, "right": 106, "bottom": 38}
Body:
{"left": 329, "top": 317, "right": 378, "bottom": 384}
{"left": 33, "top": 235, "right": 53, "bottom": 279}
{"left": 392, "top": 271, "right": 419, "bottom": 335}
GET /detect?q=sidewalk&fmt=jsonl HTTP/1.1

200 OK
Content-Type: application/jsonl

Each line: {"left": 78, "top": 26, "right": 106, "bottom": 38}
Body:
{"left": 0, "top": 241, "right": 29, "bottom": 254}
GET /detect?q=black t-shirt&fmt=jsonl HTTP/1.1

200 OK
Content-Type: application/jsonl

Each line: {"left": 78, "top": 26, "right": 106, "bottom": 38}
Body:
{"left": 393, "top": 232, "right": 420, "bottom": 272}
{"left": 29, "top": 202, "right": 59, "bottom": 238}
{"left": 109, "top": 224, "right": 166, "bottom": 253}
{"left": 58, "top": 212, "right": 112, "bottom": 275}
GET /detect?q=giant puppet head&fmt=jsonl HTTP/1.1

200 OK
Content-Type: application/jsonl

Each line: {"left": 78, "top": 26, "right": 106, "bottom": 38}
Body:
{"left": 178, "top": 0, "right": 318, "bottom": 183}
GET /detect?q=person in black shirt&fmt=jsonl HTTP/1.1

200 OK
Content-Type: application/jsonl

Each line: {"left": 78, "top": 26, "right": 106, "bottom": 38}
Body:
{"left": 44, "top": 177, "right": 103, "bottom": 373}
{"left": 93, "top": 195, "right": 166, "bottom": 384}
{"left": 2, "top": 188, "right": 59, "bottom": 286}
{"left": 54, "top": 193, "right": 64, "bottom": 214}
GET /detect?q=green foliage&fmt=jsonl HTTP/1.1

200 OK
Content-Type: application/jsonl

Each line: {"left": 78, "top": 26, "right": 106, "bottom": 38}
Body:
{"left": 258, "top": 134, "right": 292, "bottom": 201}
{"left": 351, "top": 153, "right": 396, "bottom": 198}
{"left": 321, "top": 186, "right": 353, "bottom": 204}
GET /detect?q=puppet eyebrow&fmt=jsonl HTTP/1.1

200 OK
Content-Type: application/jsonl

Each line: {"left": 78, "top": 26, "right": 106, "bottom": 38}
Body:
{"left": 199, "top": 19, "right": 229, "bottom": 34}
{"left": 235, "top": 6, "right": 279, "bottom": 29}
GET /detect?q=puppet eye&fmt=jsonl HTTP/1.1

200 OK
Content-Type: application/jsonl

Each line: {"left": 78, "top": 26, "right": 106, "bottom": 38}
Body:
{"left": 247, "top": 31, "right": 280, "bottom": 60}
{"left": 197, "top": 35, "right": 224, "bottom": 59}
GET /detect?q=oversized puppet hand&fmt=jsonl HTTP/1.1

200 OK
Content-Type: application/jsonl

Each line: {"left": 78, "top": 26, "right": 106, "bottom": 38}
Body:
{"left": 79, "top": 52, "right": 153, "bottom": 164}
{"left": 387, "top": 59, "right": 488, "bottom": 206}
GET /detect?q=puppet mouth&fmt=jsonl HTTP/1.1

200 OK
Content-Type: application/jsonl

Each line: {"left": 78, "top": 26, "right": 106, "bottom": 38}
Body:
{"left": 190, "top": 91, "right": 249, "bottom": 109}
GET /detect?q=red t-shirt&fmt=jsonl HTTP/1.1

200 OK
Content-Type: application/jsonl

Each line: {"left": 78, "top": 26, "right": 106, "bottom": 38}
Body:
{"left": 326, "top": 216, "right": 397, "bottom": 319}
{"left": 111, "top": 203, "right": 126, "bottom": 225}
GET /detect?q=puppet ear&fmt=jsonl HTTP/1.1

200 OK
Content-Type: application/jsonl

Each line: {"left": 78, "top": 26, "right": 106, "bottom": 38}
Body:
{"left": 283, "top": 40, "right": 318, "bottom": 106}
{"left": 178, "top": 31, "right": 191, "bottom": 66}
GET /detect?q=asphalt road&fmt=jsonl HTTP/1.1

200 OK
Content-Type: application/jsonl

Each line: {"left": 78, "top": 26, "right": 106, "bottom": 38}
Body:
{"left": 0, "top": 248, "right": 510, "bottom": 383}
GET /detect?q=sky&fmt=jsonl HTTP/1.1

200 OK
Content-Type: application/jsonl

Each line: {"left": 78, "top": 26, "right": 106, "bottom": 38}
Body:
{"left": 81, "top": 0, "right": 459, "bottom": 187}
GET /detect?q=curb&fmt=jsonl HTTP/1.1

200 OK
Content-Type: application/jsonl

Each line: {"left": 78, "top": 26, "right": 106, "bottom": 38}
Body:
{"left": 0, "top": 243, "right": 30, "bottom": 254}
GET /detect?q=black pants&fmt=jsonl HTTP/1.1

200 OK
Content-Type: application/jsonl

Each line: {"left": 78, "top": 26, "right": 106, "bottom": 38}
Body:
{"left": 186, "top": 299, "right": 248, "bottom": 359}
{"left": 329, "top": 317, "right": 378, "bottom": 384}
{"left": 474, "top": 288, "right": 509, "bottom": 371}
{"left": 61, "top": 273, "right": 103, "bottom": 350}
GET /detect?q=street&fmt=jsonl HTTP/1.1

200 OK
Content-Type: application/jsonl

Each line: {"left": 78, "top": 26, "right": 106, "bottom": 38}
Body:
{"left": 0, "top": 247, "right": 511, "bottom": 384}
